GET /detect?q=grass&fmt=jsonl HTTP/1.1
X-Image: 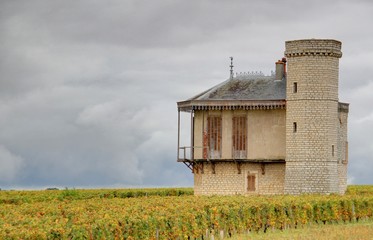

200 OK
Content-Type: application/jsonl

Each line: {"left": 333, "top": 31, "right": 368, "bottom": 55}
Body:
{"left": 232, "top": 220, "right": 373, "bottom": 240}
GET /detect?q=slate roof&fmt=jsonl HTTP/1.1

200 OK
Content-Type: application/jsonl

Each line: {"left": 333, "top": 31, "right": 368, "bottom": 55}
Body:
{"left": 188, "top": 75, "right": 286, "bottom": 101}
{"left": 177, "top": 73, "right": 287, "bottom": 111}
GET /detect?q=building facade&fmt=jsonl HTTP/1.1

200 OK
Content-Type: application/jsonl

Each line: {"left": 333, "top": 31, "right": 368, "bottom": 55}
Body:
{"left": 177, "top": 39, "right": 349, "bottom": 195}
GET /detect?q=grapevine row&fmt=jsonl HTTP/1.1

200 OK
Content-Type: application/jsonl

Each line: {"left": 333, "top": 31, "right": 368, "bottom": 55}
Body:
{"left": 1, "top": 186, "right": 373, "bottom": 239}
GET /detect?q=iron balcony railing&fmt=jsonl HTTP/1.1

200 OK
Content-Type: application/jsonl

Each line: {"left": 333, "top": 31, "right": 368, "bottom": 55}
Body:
{"left": 178, "top": 146, "right": 210, "bottom": 162}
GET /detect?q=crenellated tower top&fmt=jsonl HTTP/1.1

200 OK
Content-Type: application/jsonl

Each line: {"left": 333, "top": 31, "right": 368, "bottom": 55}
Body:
{"left": 285, "top": 39, "right": 342, "bottom": 58}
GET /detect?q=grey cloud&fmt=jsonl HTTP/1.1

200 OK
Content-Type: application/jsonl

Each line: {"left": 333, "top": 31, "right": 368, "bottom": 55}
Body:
{"left": 2, "top": 0, "right": 340, "bottom": 50}
{"left": 1, "top": 1, "right": 252, "bottom": 48}
{"left": 0, "top": 145, "right": 24, "bottom": 183}
{"left": 0, "top": 0, "right": 373, "bottom": 189}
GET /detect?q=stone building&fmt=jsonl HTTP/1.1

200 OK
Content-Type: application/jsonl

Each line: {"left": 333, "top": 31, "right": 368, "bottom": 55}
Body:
{"left": 177, "top": 39, "right": 349, "bottom": 195}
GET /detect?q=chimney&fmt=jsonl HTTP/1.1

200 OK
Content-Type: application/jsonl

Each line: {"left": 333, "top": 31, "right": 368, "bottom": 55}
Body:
{"left": 282, "top": 57, "right": 287, "bottom": 76}
{"left": 275, "top": 60, "right": 284, "bottom": 80}
{"left": 275, "top": 57, "right": 287, "bottom": 80}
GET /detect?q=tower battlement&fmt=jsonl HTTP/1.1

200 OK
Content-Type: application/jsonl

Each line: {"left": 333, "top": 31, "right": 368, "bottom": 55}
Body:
{"left": 285, "top": 39, "right": 342, "bottom": 58}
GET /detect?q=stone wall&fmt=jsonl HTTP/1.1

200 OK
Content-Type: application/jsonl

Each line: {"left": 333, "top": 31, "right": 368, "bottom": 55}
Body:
{"left": 194, "top": 162, "right": 285, "bottom": 195}
{"left": 338, "top": 163, "right": 348, "bottom": 194}
{"left": 337, "top": 108, "right": 349, "bottom": 194}
{"left": 284, "top": 39, "right": 342, "bottom": 194}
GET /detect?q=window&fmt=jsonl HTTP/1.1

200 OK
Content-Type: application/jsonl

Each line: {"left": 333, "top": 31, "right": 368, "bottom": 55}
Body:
{"left": 293, "top": 122, "right": 297, "bottom": 133}
{"left": 232, "top": 116, "right": 247, "bottom": 159}
{"left": 207, "top": 116, "right": 222, "bottom": 159}
{"left": 332, "top": 145, "right": 335, "bottom": 157}
{"left": 293, "top": 82, "right": 298, "bottom": 93}
{"left": 247, "top": 174, "right": 256, "bottom": 192}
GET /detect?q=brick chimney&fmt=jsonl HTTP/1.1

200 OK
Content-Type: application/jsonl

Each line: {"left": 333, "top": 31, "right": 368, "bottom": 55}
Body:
{"left": 275, "top": 58, "right": 287, "bottom": 80}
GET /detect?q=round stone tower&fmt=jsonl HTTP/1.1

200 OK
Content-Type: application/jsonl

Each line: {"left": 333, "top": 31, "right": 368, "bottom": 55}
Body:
{"left": 284, "top": 39, "right": 342, "bottom": 194}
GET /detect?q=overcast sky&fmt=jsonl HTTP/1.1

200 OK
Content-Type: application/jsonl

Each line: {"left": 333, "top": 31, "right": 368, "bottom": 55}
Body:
{"left": 1, "top": 0, "right": 372, "bottom": 189}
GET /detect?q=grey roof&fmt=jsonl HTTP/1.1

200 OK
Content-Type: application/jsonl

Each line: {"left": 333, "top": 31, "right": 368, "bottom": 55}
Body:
{"left": 177, "top": 72, "right": 348, "bottom": 113}
{"left": 188, "top": 74, "right": 286, "bottom": 101}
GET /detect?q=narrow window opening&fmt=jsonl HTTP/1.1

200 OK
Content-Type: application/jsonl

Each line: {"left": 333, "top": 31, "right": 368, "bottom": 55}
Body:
{"left": 293, "top": 122, "right": 297, "bottom": 133}
{"left": 293, "top": 82, "right": 298, "bottom": 93}
{"left": 332, "top": 145, "right": 335, "bottom": 157}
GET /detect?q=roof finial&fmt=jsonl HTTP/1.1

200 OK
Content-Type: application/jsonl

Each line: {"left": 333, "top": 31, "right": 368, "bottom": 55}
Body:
{"left": 230, "top": 57, "right": 234, "bottom": 80}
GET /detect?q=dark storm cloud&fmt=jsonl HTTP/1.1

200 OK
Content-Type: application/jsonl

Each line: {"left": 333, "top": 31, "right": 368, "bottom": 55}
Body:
{"left": 0, "top": 0, "right": 373, "bottom": 188}
{"left": 1, "top": 1, "right": 252, "bottom": 48}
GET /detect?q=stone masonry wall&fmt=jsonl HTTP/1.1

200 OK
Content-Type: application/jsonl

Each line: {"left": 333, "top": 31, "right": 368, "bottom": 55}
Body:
{"left": 337, "top": 110, "right": 348, "bottom": 194}
{"left": 284, "top": 39, "right": 342, "bottom": 194}
{"left": 194, "top": 162, "right": 285, "bottom": 195}
{"left": 338, "top": 163, "right": 348, "bottom": 194}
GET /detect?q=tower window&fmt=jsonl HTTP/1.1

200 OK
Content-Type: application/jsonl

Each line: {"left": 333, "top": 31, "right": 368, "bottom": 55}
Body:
{"left": 293, "top": 122, "right": 297, "bottom": 133}
{"left": 332, "top": 145, "right": 335, "bottom": 157}
{"left": 293, "top": 82, "right": 298, "bottom": 93}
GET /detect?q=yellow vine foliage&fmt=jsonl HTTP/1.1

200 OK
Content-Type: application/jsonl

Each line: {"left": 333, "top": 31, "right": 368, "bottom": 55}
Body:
{"left": 0, "top": 186, "right": 373, "bottom": 239}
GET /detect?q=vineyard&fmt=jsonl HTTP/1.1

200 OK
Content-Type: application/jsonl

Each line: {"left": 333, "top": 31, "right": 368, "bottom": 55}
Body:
{"left": 1, "top": 186, "right": 373, "bottom": 239}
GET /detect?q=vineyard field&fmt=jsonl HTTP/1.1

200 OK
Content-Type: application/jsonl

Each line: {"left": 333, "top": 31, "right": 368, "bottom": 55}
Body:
{"left": 1, "top": 186, "right": 373, "bottom": 239}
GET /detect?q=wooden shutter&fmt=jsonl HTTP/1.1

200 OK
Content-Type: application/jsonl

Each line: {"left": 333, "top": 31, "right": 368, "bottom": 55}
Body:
{"left": 232, "top": 116, "right": 247, "bottom": 158}
{"left": 247, "top": 175, "right": 256, "bottom": 191}
{"left": 207, "top": 116, "right": 222, "bottom": 159}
